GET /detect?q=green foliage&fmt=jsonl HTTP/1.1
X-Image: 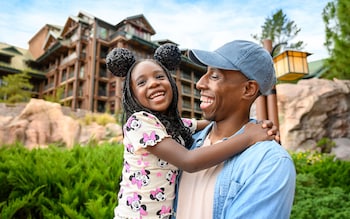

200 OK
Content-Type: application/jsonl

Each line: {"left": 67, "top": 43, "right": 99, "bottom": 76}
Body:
{"left": 252, "top": 9, "right": 306, "bottom": 56}
{"left": 291, "top": 151, "right": 350, "bottom": 191}
{"left": 0, "top": 143, "right": 124, "bottom": 218}
{"left": 322, "top": 0, "right": 350, "bottom": 80}
{"left": 316, "top": 137, "right": 336, "bottom": 153}
{"left": 0, "top": 72, "right": 33, "bottom": 104}
{"left": 80, "top": 113, "right": 116, "bottom": 126}
{"left": 1, "top": 144, "right": 350, "bottom": 218}
{"left": 44, "top": 86, "right": 65, "bottom": 103}
{"left": 292, "top": 174, "right": 350, "bottom": 219}
{"left": 291, "top": 151, "right": 350, "bottom": 218}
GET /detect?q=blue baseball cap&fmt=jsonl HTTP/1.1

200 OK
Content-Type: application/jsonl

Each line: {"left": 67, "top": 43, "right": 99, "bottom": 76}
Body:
{"left": 188, "top": 40, "right": 276, "bottom": 95}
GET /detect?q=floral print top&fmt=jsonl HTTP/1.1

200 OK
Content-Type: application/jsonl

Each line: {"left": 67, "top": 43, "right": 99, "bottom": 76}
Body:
{"left": 114, "top": 111, "right": 196, "bottom": 219}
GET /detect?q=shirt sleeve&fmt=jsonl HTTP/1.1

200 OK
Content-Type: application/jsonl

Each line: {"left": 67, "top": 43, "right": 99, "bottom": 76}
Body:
{"left": 124, "top": 111, "right": 171, "bottom": 153}
{"left": 181, "top": 118, "right": 197, "bottom": 134}
{"left": 223, "top": 145, "right": 296, "bottom": 219}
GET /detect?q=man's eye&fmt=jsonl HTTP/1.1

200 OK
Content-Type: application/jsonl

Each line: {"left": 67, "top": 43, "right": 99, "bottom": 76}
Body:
{"left": 210, "top": 74, "right": 219, "bottom": 79}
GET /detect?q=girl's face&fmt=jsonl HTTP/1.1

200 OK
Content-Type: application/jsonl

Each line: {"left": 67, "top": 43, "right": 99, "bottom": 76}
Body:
{"left": 131, "top": 60, "right": 173, "bottom": 113}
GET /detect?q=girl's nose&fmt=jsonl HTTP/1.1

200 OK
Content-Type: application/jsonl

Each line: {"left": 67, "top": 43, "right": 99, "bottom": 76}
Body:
{"left": 148, "top": 78, "right": 160, "bottom": 88}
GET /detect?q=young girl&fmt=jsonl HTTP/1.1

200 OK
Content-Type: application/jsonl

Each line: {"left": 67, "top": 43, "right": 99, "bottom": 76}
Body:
{"left": 106, "top": 44, "right": 277, "bottom": 219}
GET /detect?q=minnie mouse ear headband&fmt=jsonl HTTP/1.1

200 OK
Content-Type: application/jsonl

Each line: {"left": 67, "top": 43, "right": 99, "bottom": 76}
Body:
{"left": 106, "top": 43, "right": 181, "bottom": 77}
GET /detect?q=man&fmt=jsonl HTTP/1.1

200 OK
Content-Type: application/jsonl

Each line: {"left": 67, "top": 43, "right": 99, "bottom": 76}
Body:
{"left": 175, "top": 40, "right": 296, "bottom": 219}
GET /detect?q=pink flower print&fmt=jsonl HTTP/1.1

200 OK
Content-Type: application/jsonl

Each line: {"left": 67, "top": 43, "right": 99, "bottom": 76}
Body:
{"left": 182, "top": 118, "right": 193, "bottom": 128}
{"left": 140, "top": 131, "right": 159, "bottom": 146}
{"left": 124, "top": 161, "right": 130, "bottom": 173}
{"left": 126, "top": 192, "right": 147, "bottom": 217}
{"left": 125, "top": 115, "right": 141, "bottom": 132}
{"left": 130, "top": 169, "right": 150, "bottom": 189}
{"left": 140, "top": 207, "right": 148, "bottom": 217}
{"left": 136, "top": 153, "right": 150, "bottom": 167}
{"left": 125, "top": 144, "right": 135, "bottom": 154}
{"left": 150, "top": 187, "right": 166, "bottom": 201}
{"left": 157, "top": 205, "right": 172, "bottom": 218}
{"left": 141, "top": 152, "right": 149, "bottom": 156}
{"left": 166, "top": 170, "right": 178, "bottom": 185}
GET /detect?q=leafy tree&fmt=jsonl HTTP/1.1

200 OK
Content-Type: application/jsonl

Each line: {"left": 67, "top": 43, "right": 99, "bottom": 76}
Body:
{"left": 252, "top": 9, "right": 306, "bottom": 56}
{"left": 0, "top": 71, "right": 33, "bottom": 104}
{"left": 44, "top": 85, "right": 65, "bottom": 103}
{"left": 322, "top": 0, "right": 350, "bottom": 79}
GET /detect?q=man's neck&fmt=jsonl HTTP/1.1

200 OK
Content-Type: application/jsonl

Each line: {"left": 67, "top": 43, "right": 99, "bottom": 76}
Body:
{"left": 209, "top": 116, "right": 249, "bottom": 143}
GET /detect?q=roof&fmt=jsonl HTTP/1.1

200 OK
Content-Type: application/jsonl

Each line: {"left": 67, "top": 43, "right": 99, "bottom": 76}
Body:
{"left": 304, "top": 59, "right": 328, "bottom": 79}
{"left": 115, "top": 14, "right": 156, "bottom": 35}
{"left": 0, "top": 42, "right": 44, "bottom": 76}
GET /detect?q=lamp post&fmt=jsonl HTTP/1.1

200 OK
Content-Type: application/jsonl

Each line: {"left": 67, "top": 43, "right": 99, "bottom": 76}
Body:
{"left": 255, "top": 39, "right": 310, "bottom": 133}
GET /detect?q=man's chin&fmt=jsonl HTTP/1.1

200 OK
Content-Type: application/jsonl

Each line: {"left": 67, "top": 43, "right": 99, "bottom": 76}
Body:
{"left": 202, "top": 113, "right": 214, "bottom": 121}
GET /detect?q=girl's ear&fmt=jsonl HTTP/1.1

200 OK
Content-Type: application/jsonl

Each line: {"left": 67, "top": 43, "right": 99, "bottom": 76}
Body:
{"left": 242, "top": 80, "right": 260, "bottom": 100}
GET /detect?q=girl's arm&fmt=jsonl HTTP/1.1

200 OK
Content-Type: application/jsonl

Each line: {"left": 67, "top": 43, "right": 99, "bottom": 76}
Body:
{"left": 191, "top": 119, "right": 279, "bottom": 143}
{"left": 195, "top": 119, "right": 210, "bottom": 131}
{"left": 146, "top": 122, "right": 275, "bottom": 173}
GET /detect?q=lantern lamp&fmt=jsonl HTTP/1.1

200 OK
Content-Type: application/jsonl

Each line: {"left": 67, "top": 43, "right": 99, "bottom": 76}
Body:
{"left": 273, "top": 50, "right": 311, "bottom": 81}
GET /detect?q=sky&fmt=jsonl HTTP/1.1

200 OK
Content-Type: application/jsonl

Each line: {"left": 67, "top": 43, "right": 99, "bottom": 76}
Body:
{"left": 1, "top": 0, "right": 330, "bottom": 62}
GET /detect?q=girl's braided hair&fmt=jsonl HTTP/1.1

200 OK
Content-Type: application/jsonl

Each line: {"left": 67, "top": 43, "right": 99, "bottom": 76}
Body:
{"left": 106, "top": 43, "right": 194, "bottom": 148}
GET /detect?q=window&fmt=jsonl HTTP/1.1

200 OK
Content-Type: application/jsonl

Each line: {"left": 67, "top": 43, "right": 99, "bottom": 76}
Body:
{"left": 97, "top": 100, "right": 106, "bottom": 112}
{"left": 99, "top": 27, "right": 108, "bottom": 40}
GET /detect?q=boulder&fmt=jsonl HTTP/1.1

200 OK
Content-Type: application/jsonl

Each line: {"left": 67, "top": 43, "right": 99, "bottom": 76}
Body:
{"left": 0, "top": 99, "right": 122, "bottom": 149}
{"left": 277, "top": 78, "right": 350, "bottom": 156}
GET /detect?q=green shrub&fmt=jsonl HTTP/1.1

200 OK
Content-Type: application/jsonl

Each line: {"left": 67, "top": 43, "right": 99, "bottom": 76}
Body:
{"left": 0, "top": 143, "right": 124, "bottom": 218}
{"left": 291, "top": 151, "right": 350, "bottom": 218}
{"left": 1, "top": 145, "right": 350, "bottom": 218}
{"left": 80, "top": 113, "right": 116, "bottom": 126}
{"left": 291, "top": 151, "right": 350, "bottom": 192}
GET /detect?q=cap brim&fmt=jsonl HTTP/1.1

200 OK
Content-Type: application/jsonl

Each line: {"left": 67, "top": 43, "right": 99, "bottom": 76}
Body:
{"left": 189, "top": 49, "right": 239, "bottom": 71}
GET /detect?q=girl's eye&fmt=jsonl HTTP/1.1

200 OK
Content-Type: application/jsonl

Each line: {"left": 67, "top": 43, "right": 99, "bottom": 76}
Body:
{"left": 156, "top": 74, "right": 166, "bottom": 79}
{"left": 136, "top": 80, "right": 146, "bottom": 86}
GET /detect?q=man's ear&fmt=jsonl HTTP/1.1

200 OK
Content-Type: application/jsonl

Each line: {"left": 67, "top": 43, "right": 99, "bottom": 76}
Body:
{"left": 243, "top": 80, "right": 259, "bottom": 100}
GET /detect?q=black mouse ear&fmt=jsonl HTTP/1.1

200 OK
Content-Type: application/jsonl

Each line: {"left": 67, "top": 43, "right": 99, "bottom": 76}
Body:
{"left": 106, "top": 48, "right": 136, "bottom": 77}
{"left": 154, "top": 43, "right": 181, "bottom": 71}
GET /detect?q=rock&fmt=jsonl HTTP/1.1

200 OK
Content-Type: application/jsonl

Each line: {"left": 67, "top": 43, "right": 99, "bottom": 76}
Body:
{"left": 0, "top": 99, "right": 123, "bottom": 149}
{"left": 331, "top": 138, "right": 350, "bottom": 160}
{"left": 277, "top": 78, "right": 350, "bottom": 158}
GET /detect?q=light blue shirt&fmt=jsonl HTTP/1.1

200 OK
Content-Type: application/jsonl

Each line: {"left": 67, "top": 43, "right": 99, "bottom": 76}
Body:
{"left": 174, "top": 121, "right": 296, "bottom": 219}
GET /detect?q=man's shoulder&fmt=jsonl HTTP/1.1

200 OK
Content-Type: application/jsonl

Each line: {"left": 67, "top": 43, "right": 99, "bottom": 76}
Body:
{"left": 243, "top": 140, "right": 293, "bottom": 161}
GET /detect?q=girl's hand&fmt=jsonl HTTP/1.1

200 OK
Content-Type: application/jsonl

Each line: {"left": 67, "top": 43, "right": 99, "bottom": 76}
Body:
{"left": 258, "top": 120, "right": 280, "bottom": 143}
{"left": 244, "top": 122, "right": 277, "bottom": 145}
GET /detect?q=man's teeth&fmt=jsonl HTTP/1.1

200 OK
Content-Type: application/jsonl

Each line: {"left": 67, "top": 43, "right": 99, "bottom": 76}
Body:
{"left": 200, "top": 97, "right": 213, "bottom": 103}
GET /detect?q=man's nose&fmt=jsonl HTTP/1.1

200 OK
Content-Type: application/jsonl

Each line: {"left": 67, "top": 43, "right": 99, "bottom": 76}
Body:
{"left": 196, "top": 74, "right": 207, "bottom": 90}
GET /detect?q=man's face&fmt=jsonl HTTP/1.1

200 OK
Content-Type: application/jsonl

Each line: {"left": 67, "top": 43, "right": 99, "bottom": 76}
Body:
{"left": 196, "top": 67, "right": 249, "bottom": 121}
